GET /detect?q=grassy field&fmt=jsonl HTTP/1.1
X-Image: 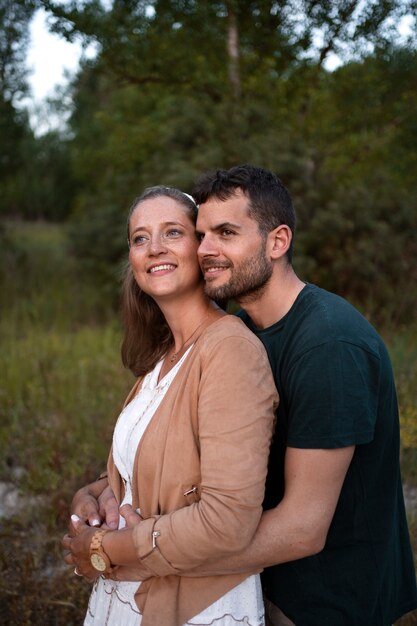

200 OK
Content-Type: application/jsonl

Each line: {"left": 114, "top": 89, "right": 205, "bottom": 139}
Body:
{"left": 1, "top": 221, "right": 416, "bottom": 624}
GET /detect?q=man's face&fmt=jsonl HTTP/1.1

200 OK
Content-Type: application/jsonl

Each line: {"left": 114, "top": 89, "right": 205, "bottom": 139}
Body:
{"left": 196, "top": 190, "right": 273, "bottom": 302}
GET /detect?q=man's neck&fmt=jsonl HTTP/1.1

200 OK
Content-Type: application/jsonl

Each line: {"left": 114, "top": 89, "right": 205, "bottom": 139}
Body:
{"left": 238, "top": 267, "right": 305, "bottom": 330}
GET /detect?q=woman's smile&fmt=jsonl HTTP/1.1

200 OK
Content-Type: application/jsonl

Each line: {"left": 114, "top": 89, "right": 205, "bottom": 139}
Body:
{"left": 147, "top": 263, "right": 177, "bottom": 275}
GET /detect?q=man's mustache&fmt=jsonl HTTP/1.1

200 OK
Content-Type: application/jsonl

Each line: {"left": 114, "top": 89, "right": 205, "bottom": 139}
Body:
{"left": 200, "top": 260, "right": 232, "bottom": 271}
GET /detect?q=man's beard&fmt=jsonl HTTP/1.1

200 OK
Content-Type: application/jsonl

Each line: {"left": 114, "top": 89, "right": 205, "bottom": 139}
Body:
{"left": 203, "top": 249, "right": 273, "bottom": 303}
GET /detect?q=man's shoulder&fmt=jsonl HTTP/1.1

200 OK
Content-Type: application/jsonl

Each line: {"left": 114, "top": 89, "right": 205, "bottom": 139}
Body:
{"left": 295, "top": 285, "right": 380, "bottom": 347}
{"left": 236, "top": 284, "right": 382, "bottom": 355}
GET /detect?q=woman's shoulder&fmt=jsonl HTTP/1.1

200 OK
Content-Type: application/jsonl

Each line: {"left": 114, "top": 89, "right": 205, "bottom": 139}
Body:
{"left": 200, "top": 314, "right": 265, "bottom": 351}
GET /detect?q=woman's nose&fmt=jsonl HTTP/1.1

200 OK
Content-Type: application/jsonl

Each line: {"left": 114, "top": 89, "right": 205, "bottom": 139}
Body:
{"left": 148, "top": 234, "right": 168, "bottom": 254}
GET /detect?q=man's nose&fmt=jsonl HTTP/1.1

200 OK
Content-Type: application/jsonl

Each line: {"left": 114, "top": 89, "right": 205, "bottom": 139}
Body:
{"left": 198, "top": 234, "right": 218, "bottom": 257}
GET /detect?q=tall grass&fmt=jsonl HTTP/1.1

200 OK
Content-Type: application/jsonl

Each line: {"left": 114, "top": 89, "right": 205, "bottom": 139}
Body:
{"left": 387, "top": 326, "right": 417, "bottom": 485}
{"left": 0, "top": 221, "right": 133, "bottom": 495}
{"left": 0, "top": 221, "right": 416, "bottom": 624}
{"left": 0, "top": 221, "right": 133, "bottom": 624}
{"left": 388, "top": 327, "right": 417, "bottom": 625}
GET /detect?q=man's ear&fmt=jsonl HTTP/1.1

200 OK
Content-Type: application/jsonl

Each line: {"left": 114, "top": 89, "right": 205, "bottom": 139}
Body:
{"left": 267, "top": 224, "right": 292, "bottom": 260}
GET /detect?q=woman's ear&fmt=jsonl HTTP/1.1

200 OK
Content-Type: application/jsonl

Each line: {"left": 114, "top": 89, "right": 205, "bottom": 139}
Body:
{"left": 268, "top": 225, "right": 292, "bottom": 260}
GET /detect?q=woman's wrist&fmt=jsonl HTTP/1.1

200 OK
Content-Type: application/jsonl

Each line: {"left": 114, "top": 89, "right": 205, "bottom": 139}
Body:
{"left": 102, "top": 527, "right": 138, "bottom": 568}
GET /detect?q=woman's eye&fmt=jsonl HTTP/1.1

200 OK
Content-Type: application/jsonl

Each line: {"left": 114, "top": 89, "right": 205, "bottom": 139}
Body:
{"left": 166, "top": 229, "right": 182, "bottom": 237}
{"left": 132, "top": 234, "right": 148, "bottom": 245}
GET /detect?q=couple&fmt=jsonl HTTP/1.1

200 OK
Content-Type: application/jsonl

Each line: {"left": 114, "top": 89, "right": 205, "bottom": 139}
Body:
{"left": 63, "top": 165, "right": 417, "bottom": 626}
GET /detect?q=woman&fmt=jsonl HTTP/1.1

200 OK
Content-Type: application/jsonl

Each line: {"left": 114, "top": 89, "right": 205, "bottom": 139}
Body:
{"left": 63, "top": 186, "right": 277, "bottom": 626}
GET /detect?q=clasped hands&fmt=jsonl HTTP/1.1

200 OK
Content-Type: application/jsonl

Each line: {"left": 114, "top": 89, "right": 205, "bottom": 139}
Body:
{"left": 62, "top": 483, "right": 149, "bottom": 582}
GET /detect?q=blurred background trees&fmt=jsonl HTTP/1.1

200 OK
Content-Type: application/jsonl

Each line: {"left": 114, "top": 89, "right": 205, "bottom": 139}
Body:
{"left": 1, "top": 0, "right": 417, "bottom": 322}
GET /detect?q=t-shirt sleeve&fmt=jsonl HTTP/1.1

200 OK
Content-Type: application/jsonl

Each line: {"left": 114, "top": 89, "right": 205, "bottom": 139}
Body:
{"left": 285, "top": 340, "right": 381, "bottom": 448}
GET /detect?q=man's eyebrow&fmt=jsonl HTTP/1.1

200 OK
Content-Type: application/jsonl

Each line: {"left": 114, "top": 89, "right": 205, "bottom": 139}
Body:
{"left": 196, "top": 222, "right": 242, "bottom": 234}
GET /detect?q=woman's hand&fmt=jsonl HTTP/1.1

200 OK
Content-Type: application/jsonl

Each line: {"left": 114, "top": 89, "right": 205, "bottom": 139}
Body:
{"left": 63, "top": 506, "right": 152, "bottom": 583}
{"left": 71, "top": 481, "right": 119, "bottom": 530}
{"left": 62, "top": 514, "right": 102, "bottom": 582}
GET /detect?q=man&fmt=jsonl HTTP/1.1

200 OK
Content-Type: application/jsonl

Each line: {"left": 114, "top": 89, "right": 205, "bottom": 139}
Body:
{"left": 71, "top": 165, "right": 417, "bottom": 625}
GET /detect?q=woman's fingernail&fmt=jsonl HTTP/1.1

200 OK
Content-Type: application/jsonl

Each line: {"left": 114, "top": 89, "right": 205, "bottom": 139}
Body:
{"left": 71, "top": 514, "right": 80, "bottom": 522}
{"left": 91, "top": 518, "right": 100, "bottom": 527}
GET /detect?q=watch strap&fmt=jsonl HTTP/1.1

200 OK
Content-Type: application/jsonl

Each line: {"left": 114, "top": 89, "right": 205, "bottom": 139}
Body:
{"left": 89, "top": 528, "right": 113, "bottom": 573}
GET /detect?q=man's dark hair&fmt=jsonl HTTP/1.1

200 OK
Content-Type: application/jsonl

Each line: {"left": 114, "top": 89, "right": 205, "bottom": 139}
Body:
{"left": 193, "top": 164, "right": 296, "bottom": 263}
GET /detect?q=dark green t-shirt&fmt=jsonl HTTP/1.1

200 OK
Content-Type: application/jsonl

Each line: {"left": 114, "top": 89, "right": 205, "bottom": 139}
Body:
{"left": 239, "top": 284, "right": 417, "bottom": 626}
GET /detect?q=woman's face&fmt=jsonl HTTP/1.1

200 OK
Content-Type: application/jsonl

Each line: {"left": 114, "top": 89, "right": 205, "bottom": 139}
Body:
{"left": 128, "top": 196, "right": 202, "bottom": 302}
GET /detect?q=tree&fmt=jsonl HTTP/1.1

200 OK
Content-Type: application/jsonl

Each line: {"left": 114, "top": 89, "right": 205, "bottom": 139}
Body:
{"left": 292, "top": 47, "right": 417, "bottom": 323}
{"left": 37, "top": 0, "right": 417, "bottom": 322}
{"left": 0, "top": 0, "right": 36, "bottom": 217}
{"left": 0, "top": 0, "right": 35, "bottom": 102}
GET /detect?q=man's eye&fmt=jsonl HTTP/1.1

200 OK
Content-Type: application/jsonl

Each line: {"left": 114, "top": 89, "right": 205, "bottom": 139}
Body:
{"left": 221, "top": 229, "right": 234, "bottom": 236}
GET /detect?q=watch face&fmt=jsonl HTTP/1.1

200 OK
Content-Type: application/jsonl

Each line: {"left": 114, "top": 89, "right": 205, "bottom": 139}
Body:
{"left": 90, "top": 553, "right": 107, "bottom": 572}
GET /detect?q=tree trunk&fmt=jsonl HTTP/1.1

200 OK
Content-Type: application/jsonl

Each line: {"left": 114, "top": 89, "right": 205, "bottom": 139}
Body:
{"left": 226, "top": 1, "right": 241, "bottom": 99}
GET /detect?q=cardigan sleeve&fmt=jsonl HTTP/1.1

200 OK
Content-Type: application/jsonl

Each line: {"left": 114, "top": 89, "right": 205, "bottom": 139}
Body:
{"left": 131, "top": 333, "right": 278, "bottom": 575}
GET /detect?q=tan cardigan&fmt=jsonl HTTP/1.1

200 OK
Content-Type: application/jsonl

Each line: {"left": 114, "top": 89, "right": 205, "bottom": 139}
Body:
{"left": 107, "top": 316, "right": 278, "bottom": 626}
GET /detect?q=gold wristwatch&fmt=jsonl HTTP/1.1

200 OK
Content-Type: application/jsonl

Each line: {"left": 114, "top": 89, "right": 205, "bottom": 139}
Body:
{"left": 89, "top": 528, "right": 113, "bottom": 573}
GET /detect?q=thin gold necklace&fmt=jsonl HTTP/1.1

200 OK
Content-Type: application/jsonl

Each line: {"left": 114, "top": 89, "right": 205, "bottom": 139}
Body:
{"left": 169, "top": 313, "right": 210, "bottom": 363}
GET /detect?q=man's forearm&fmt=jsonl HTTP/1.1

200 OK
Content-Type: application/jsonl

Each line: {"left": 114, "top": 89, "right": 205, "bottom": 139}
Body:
{"left": 186, "top": 446, "right": 354, "bottom": 577}
{"left": 186, "top": 506, "right": 318, "bottom": 576}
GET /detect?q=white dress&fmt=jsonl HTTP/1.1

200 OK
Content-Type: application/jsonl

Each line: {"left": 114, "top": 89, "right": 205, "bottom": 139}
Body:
{"left": 84, "top": 349, "right": 265, "bottom": 626}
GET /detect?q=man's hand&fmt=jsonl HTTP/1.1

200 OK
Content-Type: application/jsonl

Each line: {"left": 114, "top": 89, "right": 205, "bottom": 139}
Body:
{"left": 100, "top": 505, "right": 151, "bottom": 582}
{"left": 119, "top": 503, "right": 142, "bottom": 527}
{"left": 70, "top": 480, "right": 118, "bottom": 530}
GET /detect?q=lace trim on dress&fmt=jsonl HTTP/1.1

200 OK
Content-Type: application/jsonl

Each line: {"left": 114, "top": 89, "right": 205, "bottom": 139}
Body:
{"left": 87, "top": 576, "right": 264, "bottom": 626}
{"left": 87, "top": 577, "right": 265, "bottom": 626}
{"left": 86, "top": 577, "right": 141, "bottom": 623}
{"left": 186, "top": 613, "right": 265, "bottom": 625}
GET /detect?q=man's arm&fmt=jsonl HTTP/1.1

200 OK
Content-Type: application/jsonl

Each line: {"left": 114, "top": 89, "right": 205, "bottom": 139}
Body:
{"left": 71, "top": 446, "right": 354, "bottom": 579}
{"left": 186, "top": 445, "right": 355, "bottom": 574}
{"left": 102, "top": 445, "right": 354, "bottom": 581}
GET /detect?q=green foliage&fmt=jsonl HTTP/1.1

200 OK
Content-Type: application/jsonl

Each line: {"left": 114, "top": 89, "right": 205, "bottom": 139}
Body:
{"left": 291, "top": 48, "right": 417, "bottom": 324}
{"left": 0, "top": 0, "right": 35, "bottom": 215}
{"left": 0, "top": 221, "right": 133, "bottom": 491}
{"left": 0, "top": 0, "right": 35, "bottom": 102}
{"left": 386, "top": 326, "right": 417, "bottom": 484}
{"left": 5, "top": 1, "right": 417, "bottom": 312}
{"left": 0, "top": 221, "right": 131, "bottom": 622}
{"left": 0, "top": 1, "right": 77, "bottom": 220}
{"left": 38, "top": 1, "right": 417, "bottom": 320}
{"left": 64, "top": 45, "right": 417, "bottom": 321}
